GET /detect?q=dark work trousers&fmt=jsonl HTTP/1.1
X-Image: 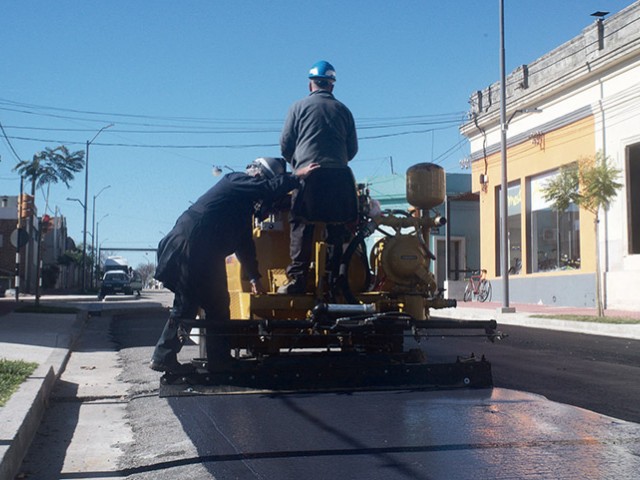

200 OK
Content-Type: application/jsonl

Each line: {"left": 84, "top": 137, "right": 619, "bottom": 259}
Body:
{"left": 152, "top": 251, "right": 231, "bottom": 367}
{"left": 286, "top": 168, "right": 357, "bottom": 283}
{"left": 286, "top": 219, "right": 348, "bottom": 282}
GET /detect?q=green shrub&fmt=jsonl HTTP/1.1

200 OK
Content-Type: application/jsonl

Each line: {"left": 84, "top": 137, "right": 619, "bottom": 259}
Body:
{"left": 0, "top": 358, "right": 38, "bottom": 407}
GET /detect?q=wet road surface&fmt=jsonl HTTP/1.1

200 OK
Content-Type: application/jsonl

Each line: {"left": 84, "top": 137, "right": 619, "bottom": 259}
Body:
{"left": 112, "top": 311, "right": 640, "bottom": 479}
{"left": 18, "top": 306, "right": 640, "bottom": 479}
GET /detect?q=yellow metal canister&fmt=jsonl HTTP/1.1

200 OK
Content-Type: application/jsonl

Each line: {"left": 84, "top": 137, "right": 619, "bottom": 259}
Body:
{"left": 406, "top": 163, "right": 446, "bottom": 209}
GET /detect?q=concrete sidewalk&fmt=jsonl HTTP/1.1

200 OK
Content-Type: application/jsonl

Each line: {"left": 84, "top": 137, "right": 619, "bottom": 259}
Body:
{"left": 1, "top": 293, "right": 639, "bottom": 480}
{"left": 436, "top": 300, "right": 640, "bottom": 340}
{"left": 0, "top": 308, "right": 86, "bottom": 480}
{"left": 0, "top": 293, "right": 171, "bottom": 480}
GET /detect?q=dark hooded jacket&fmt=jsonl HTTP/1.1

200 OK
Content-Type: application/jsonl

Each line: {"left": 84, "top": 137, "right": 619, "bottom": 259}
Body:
{"left": 155, "top": 172, "right": 299, "bottom": 291}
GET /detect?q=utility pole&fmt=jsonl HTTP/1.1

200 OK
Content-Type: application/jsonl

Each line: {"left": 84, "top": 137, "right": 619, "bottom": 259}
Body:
{"left": 82, "top": 124, "right": 113, "bottom": 291}
{"left": 499, "top": 0, "right": 515, "bottom": 313}
{"left": 15, "top": 178, "right": 24, "bottom": 301}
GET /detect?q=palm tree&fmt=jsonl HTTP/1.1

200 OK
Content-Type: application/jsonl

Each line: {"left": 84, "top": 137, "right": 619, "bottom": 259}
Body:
{"left": 543, "top": 152, "right": 622, "bottom": 316}
{"left": 13, "top": 146, "right": 85, "bottom": 300}
{"left": 14, "top": 145, "right": 85, "bottom": 204}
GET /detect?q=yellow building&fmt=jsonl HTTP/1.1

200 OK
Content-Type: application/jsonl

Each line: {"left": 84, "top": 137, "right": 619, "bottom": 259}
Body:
{"left": 460, "top": 3, "right": 640, "bottom": 309}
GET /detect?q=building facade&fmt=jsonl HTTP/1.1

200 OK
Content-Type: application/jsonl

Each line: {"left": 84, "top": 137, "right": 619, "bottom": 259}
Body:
{"left": 364, "top": 171, "right": 479, "bottom": 295}
{"left": 0, "top": 195, "right": 35, "bottom": 293}
{"left": 460, "top": 2, "right": 640, "bottom": 309}
{"left": 0, "top": 195, "right": 79, "bottom": 293}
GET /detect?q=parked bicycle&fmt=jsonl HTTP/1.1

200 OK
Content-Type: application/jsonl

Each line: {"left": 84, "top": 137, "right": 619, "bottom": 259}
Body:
{"left": 463, "top": 269, "right": 492, "bottom": 302}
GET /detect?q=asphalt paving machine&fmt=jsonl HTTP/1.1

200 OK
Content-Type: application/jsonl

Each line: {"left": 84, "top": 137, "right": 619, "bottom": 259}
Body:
{"left": 160, "top": 163, "right": 500, "bottom": 396}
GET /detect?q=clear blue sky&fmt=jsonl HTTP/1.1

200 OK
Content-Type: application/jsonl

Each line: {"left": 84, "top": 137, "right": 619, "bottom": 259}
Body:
{"left": 1, "top": 0, "right": 634, "bottom": 269}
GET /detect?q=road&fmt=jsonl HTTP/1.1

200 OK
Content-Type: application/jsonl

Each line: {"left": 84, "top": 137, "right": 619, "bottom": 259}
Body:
{"left": 424, "top": 320, "right": 640, "bottom": 424}
{"left": 17, "top": 300, "right": 640, "bottom": 479}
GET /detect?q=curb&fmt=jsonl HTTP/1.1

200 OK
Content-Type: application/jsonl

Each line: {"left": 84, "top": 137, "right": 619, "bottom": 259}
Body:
{"left": 0, "top": 310, "right": 88, "bottom": 480}
{"left": 0, "top": 366, "right": 56, "bottom": 480}
{"left": 435, "top": 307, "right": 640, "bottom": 340}
{"left": 0, "top": 304, "right": 169, "bottom": 479}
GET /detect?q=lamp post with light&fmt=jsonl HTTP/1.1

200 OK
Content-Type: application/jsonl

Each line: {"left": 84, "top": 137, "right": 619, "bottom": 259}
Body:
{"left": 212, "top": 165, "right": 234, "bottom": 176}
{"left": 82, "top": 124, "right": 113, "bottom": 291}
{"left": 499, "top": 0, "right": 544, "bottom": 311}
{"left": 66, "top": 197, "right": 85, "bottom": 291}
{"left": 499, "top": 0, "right": 513, "bottom": 313}
{"left": 95, "top": 215, "right": 109, "bottom": 286}
{"left": 66, "top": 197, "right": 85, "bottom": 210}
{"left": 91, "top": 185, "right": 111, "bottom": 288}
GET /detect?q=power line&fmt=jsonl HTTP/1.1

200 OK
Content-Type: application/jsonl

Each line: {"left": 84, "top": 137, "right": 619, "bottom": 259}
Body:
{"left": 4, "top": 124, "right": 463, "bottom": 150}
{"left": 4, "top": 135, "right": 280, "bottom": 149}
{"left": 0, "top": 98, "right": 466, "bottom": 131}
{"left": 0, "top": 97, "right": 470, "bottom": 164}
{"left": 0, "top": 119, "right": 23, "bottom": 162}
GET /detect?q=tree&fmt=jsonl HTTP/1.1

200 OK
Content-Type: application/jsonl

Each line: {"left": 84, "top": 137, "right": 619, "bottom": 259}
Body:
{"left": 13, "top": 146, "right": 85, "bottom": 301}
{"left": 136, "top": 262, "right": 156, "bottom": 288}
{"left": 542, "top": 152, "right": 622, "bottom": 316}
{"left": 14, "top": 146, "right": 85, "bottom": 202}
{"left": 58, "top": 248, "right": 84, "bottom": 267}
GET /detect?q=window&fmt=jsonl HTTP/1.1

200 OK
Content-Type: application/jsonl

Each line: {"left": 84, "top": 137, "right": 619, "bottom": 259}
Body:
{"left": 627, "top": 143, "right": 640, "bottom": 254}
{"left": 529, "top": 171, "right": 581, "bottom": 272}
{"left": 496, "top": 182, "right": 522, "bottom": 276}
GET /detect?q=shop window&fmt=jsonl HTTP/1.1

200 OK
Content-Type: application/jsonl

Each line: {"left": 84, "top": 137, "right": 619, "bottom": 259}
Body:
{"left": 627, "top": 143, "right": 640, "bottom": 254}
{"left": 529, "top": 171, "right": 581, "bottom": 272}
{"left": 496, "top": 182, "right": 522, "bottom": 276}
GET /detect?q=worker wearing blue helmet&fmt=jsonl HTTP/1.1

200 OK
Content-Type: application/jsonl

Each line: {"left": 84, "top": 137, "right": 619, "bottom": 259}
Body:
{"left": 279, "top": 60, "right": 358, "bottom": 294}
{"left": 281, "top": 60, "right": 356, "bottom": 172}
{"left": 308, "top": 60, "right": 336, "bottom": 81}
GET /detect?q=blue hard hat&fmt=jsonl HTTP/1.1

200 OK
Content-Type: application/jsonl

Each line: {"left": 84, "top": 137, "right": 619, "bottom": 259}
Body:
{"left": 308, "top": 60, "right": 336, "bottom": 81}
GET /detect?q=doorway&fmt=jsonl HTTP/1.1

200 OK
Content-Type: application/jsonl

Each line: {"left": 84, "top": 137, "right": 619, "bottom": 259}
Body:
{"left": 435, "top": 237, "right": 465, "bottom": 290}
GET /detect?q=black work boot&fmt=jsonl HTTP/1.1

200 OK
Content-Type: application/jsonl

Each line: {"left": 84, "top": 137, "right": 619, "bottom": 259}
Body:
{"left": 149, "top": 358, "right": 196, "bottom": 375}
{"left": 277, "top": 277, "right": 307, "bottom": 294}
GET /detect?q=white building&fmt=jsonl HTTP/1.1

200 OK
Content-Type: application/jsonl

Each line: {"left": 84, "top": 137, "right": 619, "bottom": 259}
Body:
{"left": 460, "top": 2, "right": 640, "bottom": 309}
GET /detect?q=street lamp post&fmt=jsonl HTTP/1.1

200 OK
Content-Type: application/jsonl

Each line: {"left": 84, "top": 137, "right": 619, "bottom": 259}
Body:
{"left": 67, "top": 197, "right": 85, "bottom": 210}
{"left": 91, "top": 186, "right": 111, "bottom": 288}
{"left": 499, "top": 106, "right": 542, "bottom": 311}
{"left": 212, "top": 165, "right": 234, "bottom": 176}
{"left": 82, "top": 124, "right": 113, "bottom": 291}
{"left": 498, "top": 0, "right": 515, "bottom": 313}
{"left": 499, "top": 0, "right": 543, "bottom": 312}
{"left": 95, "top": 215, "right": 109, "bottom": 285}
{"left": 67, "top": 197, "right": 85, "bottom": 291}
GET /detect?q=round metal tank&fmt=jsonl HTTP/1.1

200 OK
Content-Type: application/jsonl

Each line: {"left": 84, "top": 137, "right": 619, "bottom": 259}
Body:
{"left": 406, "top": 163, "right": 446, "bottom": 209}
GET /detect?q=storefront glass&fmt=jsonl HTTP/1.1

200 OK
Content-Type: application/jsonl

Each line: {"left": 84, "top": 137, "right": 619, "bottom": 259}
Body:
{"left": 496, "top": 182, "right": 522, "bottom": 276}
{"left": 530, "top": 172, "right": 581, "bottom": 272}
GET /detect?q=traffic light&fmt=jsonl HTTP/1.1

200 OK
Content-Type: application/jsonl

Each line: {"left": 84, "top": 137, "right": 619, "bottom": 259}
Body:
{"left": 17, "top": 195, "right": 24, "bottom": 218}
{"left": 41, "top": 214, "right": 53, "bottom": 234}
{"left": 18, "top": 194, "right": 35, "bottom": 219}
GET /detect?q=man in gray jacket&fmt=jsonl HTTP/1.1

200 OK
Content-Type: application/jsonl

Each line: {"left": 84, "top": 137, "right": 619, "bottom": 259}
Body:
{"left": 279, "top": 60, "right": 358, "bottom": 294}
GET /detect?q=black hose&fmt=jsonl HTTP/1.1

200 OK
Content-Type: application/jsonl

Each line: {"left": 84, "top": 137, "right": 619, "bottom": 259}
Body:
{"left": 338, "top": 226, "right": 373, "bottom": 304}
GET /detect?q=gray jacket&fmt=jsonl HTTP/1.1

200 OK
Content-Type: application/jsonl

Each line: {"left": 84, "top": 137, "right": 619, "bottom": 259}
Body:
{"left": 280, "top": 90, "right": 358, "bottom": 171}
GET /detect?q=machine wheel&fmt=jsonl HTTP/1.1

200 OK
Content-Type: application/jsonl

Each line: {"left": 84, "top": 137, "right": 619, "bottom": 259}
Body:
{"left": 478, "top": 280, "right": 492, "bottom": 302}
{"left": 463, "top": 283, "right": 473, "bottom": 302}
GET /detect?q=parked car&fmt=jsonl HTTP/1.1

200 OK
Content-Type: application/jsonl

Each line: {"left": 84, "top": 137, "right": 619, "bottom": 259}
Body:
{"left": 98, "top": 270, "right": 133, "bottom": 299}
